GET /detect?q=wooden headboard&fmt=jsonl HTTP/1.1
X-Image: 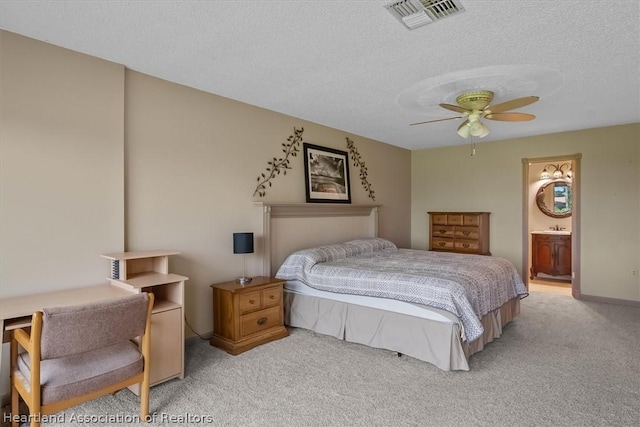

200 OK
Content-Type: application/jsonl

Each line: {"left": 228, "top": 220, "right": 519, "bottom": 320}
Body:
{"left": 256, "top": 203, "right": 381, "bottom": 277}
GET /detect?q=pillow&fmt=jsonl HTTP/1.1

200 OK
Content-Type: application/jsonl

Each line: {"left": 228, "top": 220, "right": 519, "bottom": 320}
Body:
{"left": 275, "top": 238, "right": 397, "bottom": 282}
{"left": 343, "top": 238, "right": 397, "bottom": 256}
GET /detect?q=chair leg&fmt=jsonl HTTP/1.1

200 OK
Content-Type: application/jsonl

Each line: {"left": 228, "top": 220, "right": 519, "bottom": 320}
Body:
{"left": 29, "top": 397, "right": 41, "bottom": 427}
{"left": 11, "top": 385, "right": 19, "bottom": 427}
{"left": 140, "top": 380, "right": 149, "bottom": 422}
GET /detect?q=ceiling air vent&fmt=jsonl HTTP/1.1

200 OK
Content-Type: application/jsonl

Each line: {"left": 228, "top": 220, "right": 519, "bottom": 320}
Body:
{"left": 384, "top": 0, "right": 465, "bottom": 30}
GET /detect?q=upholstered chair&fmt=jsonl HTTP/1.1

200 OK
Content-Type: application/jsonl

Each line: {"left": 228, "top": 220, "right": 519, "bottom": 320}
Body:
{"left": 10, "top": 292, "right": 154, "bottom": 427}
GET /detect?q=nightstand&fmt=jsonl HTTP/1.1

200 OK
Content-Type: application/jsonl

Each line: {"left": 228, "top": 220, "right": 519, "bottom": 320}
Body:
{"left": 210, "top": 276, "right": 288, "bottom": 355}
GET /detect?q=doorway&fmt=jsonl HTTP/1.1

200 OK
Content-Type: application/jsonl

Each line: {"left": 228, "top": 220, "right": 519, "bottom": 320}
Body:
{"left": 522, "top": 155, "right": 581, "bottom": 298}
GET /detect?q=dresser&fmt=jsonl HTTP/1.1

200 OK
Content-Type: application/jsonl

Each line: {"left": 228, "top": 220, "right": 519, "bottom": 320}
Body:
{"left": 530, "top": 232, "right": 571, "bottom": 280}
{"left": 428, "top": 212, "right": 491, "bottom": 255}
{"left": 210, "top": 276, "right": 288, "bottom": 355}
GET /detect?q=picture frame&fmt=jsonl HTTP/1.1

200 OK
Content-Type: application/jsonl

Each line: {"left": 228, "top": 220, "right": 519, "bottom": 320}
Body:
{"left": 303, "top": 143, "right": 351, "bottom": 203}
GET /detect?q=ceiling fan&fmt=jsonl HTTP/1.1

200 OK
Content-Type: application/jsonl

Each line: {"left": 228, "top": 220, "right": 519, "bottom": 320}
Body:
{"left": 410, "top": 90, "right": 539, "bottom": 139}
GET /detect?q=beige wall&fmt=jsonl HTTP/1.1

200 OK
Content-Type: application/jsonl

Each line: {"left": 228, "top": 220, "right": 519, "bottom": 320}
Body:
{"left": 0, "top": 31, "right": 125, "bottom": 296}
{"left": 0, "top": 31, "right": 125, "bottom": 397}
{"left": 412, "top": 123, "right": 640, "bottom": 302}
{"left": 124, "top": 70, "right": 411, "bottom": 337}
{"left": 0, "top": 31, "right": 411, "bottom": 346}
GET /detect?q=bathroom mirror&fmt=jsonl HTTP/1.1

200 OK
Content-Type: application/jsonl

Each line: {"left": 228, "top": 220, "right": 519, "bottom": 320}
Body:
{"left": 536, "top": 179, "right": 572, "bottom": 218}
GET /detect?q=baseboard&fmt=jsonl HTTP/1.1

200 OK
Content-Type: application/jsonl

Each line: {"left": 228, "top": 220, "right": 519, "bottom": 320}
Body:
{"left": 578, "top": 293, "right": 640, "bottom": 307}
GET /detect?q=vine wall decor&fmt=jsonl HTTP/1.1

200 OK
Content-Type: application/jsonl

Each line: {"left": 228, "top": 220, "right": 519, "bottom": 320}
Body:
{"left": 253, "top": 127, "right": 303, "bottom": 197}
{"left": 345, "top": 137, "right": 376, "bottom": 201}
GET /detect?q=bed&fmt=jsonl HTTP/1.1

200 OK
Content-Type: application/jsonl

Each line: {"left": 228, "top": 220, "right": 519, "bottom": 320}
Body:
{"left": 257, "top": 203, "right": 527, "bottom": 371}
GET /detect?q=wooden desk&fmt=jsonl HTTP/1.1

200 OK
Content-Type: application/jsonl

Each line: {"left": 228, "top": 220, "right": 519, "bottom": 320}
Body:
{"left": 1, "top": 249, "right": 187, "bottom": 400}
{"left": 1, "top": 285, "right": 134, "bottom": 381}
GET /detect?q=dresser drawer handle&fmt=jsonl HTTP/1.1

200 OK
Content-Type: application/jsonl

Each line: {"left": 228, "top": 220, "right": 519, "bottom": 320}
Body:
{"left": 438, "top": 229, "right": 446, "bottom": 234}
{"left": 462, "top": 243, "right": 470, "bottom": 248}
{"left": 249, "top": 299, "right": 255, "bottom": 304}
{"left": 463, "top": 231, "right": 470, "bottom": 236}
{"left": 257, "top": 317, "right": 267, "bottom": 325}
{"left": 438, "top": 242, "right": 446, "bottom": 246}
{"left": 269, "top": 295, "right": 275, "bottom": 300}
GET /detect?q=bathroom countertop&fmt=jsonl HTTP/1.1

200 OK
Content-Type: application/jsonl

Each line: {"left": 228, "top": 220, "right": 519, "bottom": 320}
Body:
{"left": 531, "top": 230, "right": 571, "bottom": 235}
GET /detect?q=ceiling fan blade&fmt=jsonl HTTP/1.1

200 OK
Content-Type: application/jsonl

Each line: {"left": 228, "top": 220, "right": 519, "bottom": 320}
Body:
{"left": 410, "top": 116, "right": 465, "bottom": 126}
{"left": 485, "top": 112, "right": 536, "bottom": 121}
{"left": 487, "top": 96, "right": 539, "bottom": 113}
{"left": 457, "top": 120, "right": 469, "bottom": 131}
{"left": 439, "top": 103, "right": 469, "bottom": 114}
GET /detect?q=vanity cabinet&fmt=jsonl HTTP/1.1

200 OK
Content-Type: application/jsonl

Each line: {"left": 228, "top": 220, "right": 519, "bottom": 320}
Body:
{"left": 530, "top": 233, "right": 571, "bottom": 280}
{"left": 428, "top": 212, "right": 490, "bottom": 255}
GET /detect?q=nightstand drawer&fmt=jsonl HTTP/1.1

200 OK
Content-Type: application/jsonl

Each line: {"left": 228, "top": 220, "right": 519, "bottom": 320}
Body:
{"left": 241, "top": 306, "right": 281, "bottom": 337}
{"left": 239, "top": 291, "right": 262, "bottom": 314}
{"left": 262, "top": 286, "right": 281, "bottom": 308}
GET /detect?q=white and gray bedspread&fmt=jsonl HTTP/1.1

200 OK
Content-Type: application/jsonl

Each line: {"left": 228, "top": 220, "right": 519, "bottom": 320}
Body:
{"left": 275, "top": 238, "right": 528, "bottom": 343}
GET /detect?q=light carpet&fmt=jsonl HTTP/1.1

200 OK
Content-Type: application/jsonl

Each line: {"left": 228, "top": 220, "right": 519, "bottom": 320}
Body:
{"left": 7, "top": 292, "right": 640, "bottom": 426}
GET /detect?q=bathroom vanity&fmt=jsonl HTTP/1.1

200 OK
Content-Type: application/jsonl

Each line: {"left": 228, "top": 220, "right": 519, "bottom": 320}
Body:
{"left": 530, "top": 231, "right": 571, "bottom": 280}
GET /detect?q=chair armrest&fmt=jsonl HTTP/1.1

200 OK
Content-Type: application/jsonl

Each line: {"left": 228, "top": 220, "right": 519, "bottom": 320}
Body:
{"left": 13, "top": 328, "right": 32, "bottom": 351}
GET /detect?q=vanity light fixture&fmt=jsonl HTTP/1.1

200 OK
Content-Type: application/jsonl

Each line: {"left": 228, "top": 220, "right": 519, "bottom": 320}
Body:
{"left": 540, "top": 163, "right": 572, "bottom": 180}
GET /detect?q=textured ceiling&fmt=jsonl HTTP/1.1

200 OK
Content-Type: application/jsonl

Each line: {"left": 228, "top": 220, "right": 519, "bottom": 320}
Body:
{"left": 1, "top": 1, "right": 639, "bottom": 150}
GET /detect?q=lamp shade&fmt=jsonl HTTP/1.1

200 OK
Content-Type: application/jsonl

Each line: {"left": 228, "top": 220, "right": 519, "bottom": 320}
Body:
{"left": 233, "top": 232, "right": 254, "bottom": 254}
{"left": 540, "top": 169, "right": 550, "bottom": 180}
{"left": 457, "top": 123, "right": 470, "bottom": 139}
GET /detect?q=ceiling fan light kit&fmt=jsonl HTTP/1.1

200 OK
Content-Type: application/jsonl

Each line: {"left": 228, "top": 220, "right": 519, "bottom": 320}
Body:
{"left": 456, "top": 117, "right": 490, "bottom": 139}
{"left": 410, "top": 89, "right": 540, "bottom": 139}
{"left": 469, "top": 120, "right": 490, "bottom": 138}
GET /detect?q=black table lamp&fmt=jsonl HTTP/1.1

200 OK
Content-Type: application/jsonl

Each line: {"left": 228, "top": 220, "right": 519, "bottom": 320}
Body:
{"left": 233, "top": 232, "right": 254, "bottom": 284}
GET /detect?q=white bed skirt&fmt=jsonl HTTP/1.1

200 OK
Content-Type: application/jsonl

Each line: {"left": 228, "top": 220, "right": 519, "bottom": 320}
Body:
{"left": 283, "top": 290, "right": 520, "bottom": 371}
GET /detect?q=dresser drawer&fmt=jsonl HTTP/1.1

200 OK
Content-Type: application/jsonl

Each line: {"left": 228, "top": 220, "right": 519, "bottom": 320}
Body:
{"left": 432, "top": 238, "right": 454, "bottom": 250}
{"left": 432, "top": 225, "right": 454, "bottom": 238}
{"left": 240, "top": 305, "right": 282, "bottom": 338}
{"left": 431, "top": 214, "right": 448, "bottom": 225}
{"left": 239, "top": 291, "right": 262, "bottom": 314}
{"left": 463, "top": 215, "right": 481, "bottom": 226}
{"left": 262, "top": 286, "right": 281, "bottom": 308}
{"left": 455, "top": 240, "right": 479, "bottom": 252}
{"left": 447, "top": 214, "right": 463, "bottom": 226}
{"left": 455, "top": 226, "right": 479, "bottom": 240}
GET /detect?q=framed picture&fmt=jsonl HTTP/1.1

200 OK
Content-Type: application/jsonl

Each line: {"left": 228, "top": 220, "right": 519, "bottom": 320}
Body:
{"left": 303, "top": 143, "right": 351, "bottom": 203}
